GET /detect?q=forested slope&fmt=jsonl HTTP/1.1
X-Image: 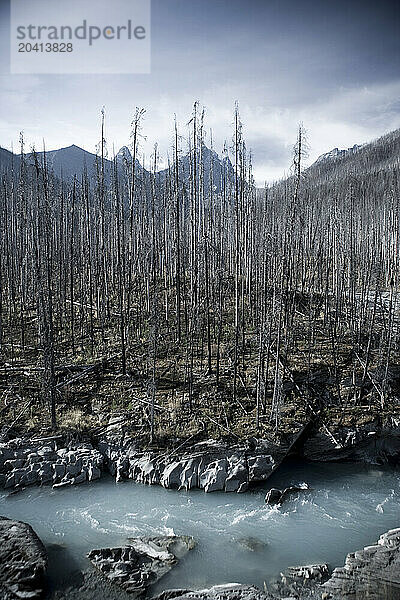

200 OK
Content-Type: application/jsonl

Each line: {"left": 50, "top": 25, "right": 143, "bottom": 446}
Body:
{"left": 0, "top": 113, "right": 399, "bottom": 445}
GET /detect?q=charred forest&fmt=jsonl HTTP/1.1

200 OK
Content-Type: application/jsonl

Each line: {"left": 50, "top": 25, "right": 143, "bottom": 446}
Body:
{"left": 1, "top": 105, "right": 400, "bottom": 447}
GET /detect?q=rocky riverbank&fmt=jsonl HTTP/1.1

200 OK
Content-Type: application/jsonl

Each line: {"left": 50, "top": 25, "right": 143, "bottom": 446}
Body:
{"left": 88, "top": 536, "right": 195, "bottom": 597}
{"left": 0, "top": 414, "right": 400, "bottom": 495}
{"left": 0, "top": 433, "right": 285, "bottom": 494}
{"left": 1, "top": 517, "right": 400, "bottom": 600}
{"left": 93, "top": 413, "right": 400, "bottom": 494}
{"left": 0, "top": 437, "right": 103, "bottom": 491}
{"left": 323, "top": 527, "right": 400, "bottom": 599}
{"left": 0, "top": 516, "right": 47, "bottom": 599}
{"left": 98, "top": 436, "right": 283, "bottom": 493}
{"left": 103, "top": 415, "right": 398, "bottom": 487}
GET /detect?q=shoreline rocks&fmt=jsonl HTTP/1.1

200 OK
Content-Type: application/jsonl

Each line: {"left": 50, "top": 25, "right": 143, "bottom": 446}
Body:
{"left": 98, "top": 439, "right": 284, "bottom": 494}
{"left": 0, "top": 516, "right": 48, "bottom": 599}
{"left": 323, "top": 527, "right": 400, "bottom": 599}
{"left": 1, "top": 416, "right": 400, "bottom": 494}
{"left": 0, "top": 439, "right": 103, "bottom": 491}
{"left": 96, "top": 416, "right": 290, "bottom": 494}
{"left": 269, "top": 563, "right": 331, "bottom": 598}
{"left": 151, "top": 584, "right": 274, "bottom": 600}
{"left": 95, "top": 414, "right": 400, "bottom": 495}
{"left": 87, "top": 536, "right": 195, "bottom": 598}
{"left": 51, "top": 569, "right": 133, "bottom": 600}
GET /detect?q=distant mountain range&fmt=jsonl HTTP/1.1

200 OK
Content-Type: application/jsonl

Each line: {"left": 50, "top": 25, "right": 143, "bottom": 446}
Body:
{"left": 0, "top": 142, "right": 235, "bottom": 194}
{"left": 314, "top": 144, "right": 363, "bottom": 164}
{"left": 306, "top": 128, "right": 400, "bottom": 181}
{"left": 0, "top": 144, "right": 145, "bottom": 185}
{"left": 1, "top": 128, "right": 399, "bottom": 191}
{"left": 264, "top": 127, "right": 400, "bottom": 211}
{"left": 0, "top": 146, "right": 16, "bottom": 172}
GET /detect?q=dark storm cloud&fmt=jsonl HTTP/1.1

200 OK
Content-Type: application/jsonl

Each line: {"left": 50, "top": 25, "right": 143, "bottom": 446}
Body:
{"left": 152, "top": 0, "right": 400, "bottom": 101}
{"left": 0, "top": 0, "right": 399, "bottom": 183}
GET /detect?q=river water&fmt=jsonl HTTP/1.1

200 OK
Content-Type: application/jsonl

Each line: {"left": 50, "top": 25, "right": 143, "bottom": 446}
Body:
{"left": 0, "top": 460, "right": 399, "bottom": 594}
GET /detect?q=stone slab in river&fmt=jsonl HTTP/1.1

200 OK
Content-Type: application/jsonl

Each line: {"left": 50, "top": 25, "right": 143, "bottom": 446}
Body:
{"left": 0, "top": 516, "right": 47, "bottom": 599}
{"left": 87, "top": 536, "right": 195, "bottom": 597}
{"left": 265, "top": 485, "right": 310, "bottom": 505}
{"left": 151, "top": 584, "right": 274, "bottom": 600}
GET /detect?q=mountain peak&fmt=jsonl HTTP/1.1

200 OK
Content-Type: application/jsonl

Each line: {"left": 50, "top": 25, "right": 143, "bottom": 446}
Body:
{"left": 315, "top": 144, "right": 362, "bottom": 165}
{"left": 116, "top": 146, "right": 132, "bottom": 162}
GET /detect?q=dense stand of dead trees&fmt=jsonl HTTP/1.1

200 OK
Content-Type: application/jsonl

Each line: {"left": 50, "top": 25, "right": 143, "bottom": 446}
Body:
{"left": 0, "top": 107, "right": 399, "bottom": 435}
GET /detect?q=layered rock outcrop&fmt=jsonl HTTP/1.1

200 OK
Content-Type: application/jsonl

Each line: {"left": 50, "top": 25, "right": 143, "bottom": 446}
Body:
{"left": 88, "top": 536, "right": 195, "bottom": 597}
{"left": 302, "top": 420, "right": 400, "bottom": 465}
{"left": 323, "top": 527, "right": 400, "bottom": 599}
{"left": 98, "top": 436, "right": 284, "bottom": 493}
{"left": 151, "top": 584, "right": 274, "bottom": 600}
{"left": 0, "top": 516, "right": 47, "bottom": 599}
{"left": 0, "top": 438, "right": 103, "bottom": 490}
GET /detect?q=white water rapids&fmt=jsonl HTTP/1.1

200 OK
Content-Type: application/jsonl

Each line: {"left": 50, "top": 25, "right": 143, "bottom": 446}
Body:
{"left": 1, "top": 460, "right": 399, "bottom": 594}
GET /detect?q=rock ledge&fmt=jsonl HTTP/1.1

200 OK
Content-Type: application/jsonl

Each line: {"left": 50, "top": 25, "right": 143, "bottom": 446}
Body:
{"left": 88, "top": 536, "right": 195, "bottom": 597}
{"left": 0, "top": 516, "right": 47, "bottom": 600}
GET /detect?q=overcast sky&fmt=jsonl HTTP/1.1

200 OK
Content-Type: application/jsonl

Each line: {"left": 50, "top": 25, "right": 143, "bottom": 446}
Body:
{"left": 0, "top": 0, "right": 399, "bottom": 184}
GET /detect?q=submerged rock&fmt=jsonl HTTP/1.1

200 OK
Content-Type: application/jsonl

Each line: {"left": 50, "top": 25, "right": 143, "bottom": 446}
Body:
{"left": 323, "top": 527, "right": 400, "bottom": 598}
{"left": 237, "top": 536, "right": 266, "bottom": 552}
{"left": 87, "top": 536, "right": 195, "bottom": 597}
{"left": 0, "top": 516, "right": 47, "bottom": 599}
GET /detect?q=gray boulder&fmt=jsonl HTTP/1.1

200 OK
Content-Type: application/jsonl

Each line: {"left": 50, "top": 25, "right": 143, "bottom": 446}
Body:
{"left": 160, "top": 461, "right": 184, "bottom": 489}
{"left": 0, "top": 516, "right": 47, "bottom": 599}
{"left": 88, "top": 536, "right": 195, "bottom": 597}
{"left": 0, "top": 445, "right": 15, "bottom": 470}
{"left": 129, "top": 454, "right": 161, "bottom": 486}
{"left": 247, "top": 455, "right": 275, "bottom": 482}
{"left": 225, "top": 455, "right": 248, "bottom": 492}
{"left": 179, "top": 457, "right": 201, "bottom": 490}
{"left": 265, "top": 485, "right": 310, "bottom": 505}
{"left": 323, "top": 527, "right": 400, "bottom": 598}
{"left": 151, "top": 584, "right": 274, "bottom": 600}
{"left": 199, "top": 459, "right": 227, "bottom": 492}
{"left": 283, "top": 564, "right": 330, "bottom": 582}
